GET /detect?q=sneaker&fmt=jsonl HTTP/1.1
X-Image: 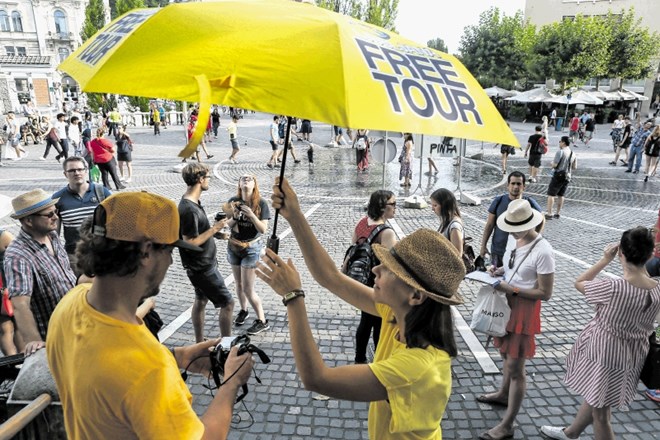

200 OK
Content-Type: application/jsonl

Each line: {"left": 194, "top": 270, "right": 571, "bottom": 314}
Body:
{"left": 246, "top": 319, "right": 270, "bottom": 335}
{"left": 645, "top": 388, "right": 660, "bottom": 403}
{"left": 540, "top": 425, "right": 580, "bottom": 440}
{"left": 125, "top": 177, "right": 132, "bottom": 183}
{"left": 633, "top": 170, "right": 639, "bottom": 174}
{"left": 609, "top": 161, "right": 616, "bottom": 165}
{"left": 294, "top": 160, "right": 301, "bottom": 163}
{"left": 544, "top": 213, "right": 554, "bottom": 220}
{"left": 234, "top": 309, "right": 249, "bottom": 326}
{"left": 207, "top": 154, "right": 214, "bottom": 159}
{"left": 625, "top": 169, "right": 632, "bottom": 173}
{"left": 39, "top": 157, "right": 46, "bottom": 161}
{"left": 620, "top": 159, "right": 627, "bottom": 165}
{"left": 0, "top": 162, "right": 5, "bottom": 167}
{"left": 266, "top": 163, "right": 273, "bottom": 169}
{"left": 530, "top": 177, "right": 537, "bottom": 183}
{"left": 554, "top": 213, "right": 560, "bottom": 219}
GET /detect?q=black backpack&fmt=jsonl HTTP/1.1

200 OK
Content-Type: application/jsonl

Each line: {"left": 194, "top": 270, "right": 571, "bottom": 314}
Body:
{"left": 342, "top": 224, "right": 390, "bottom": 287}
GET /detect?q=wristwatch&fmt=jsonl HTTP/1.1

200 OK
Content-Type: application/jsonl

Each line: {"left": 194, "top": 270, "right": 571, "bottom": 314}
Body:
{"left": 282, "top": 289, "right": 305, "bottom": 306}
{"left": 512, "top": 287, "right": 520, "bottom": 297}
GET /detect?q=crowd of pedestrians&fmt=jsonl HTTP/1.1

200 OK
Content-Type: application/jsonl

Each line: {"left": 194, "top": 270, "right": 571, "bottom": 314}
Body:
{"left": 1, "top": 107, "right": 660, "bottom": 440}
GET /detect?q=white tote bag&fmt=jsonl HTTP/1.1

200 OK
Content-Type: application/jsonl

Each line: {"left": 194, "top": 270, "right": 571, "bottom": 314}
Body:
{"left": 470, "top": 285, "right": 511, "bottom": 337}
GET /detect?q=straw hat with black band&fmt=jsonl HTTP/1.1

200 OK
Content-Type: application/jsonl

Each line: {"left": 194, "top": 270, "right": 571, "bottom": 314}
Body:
{"left": 10, "top": 189, "right": 59, "bottom": 219}
{"left": 372, "top": 228, "right": 465, "bottom": 306}
{"left": 496, "top": 199, "right": 544, "bottom": 233}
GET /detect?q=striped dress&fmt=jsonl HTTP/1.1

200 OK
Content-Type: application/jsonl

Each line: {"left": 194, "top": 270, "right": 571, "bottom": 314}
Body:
{"left": 564, "top": 278, "right": 660, "bottom": 408}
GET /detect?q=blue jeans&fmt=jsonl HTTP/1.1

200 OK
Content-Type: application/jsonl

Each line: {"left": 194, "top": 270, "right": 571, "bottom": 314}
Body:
{"left": 628, "top": 144, "right": 644, "bottom": 171}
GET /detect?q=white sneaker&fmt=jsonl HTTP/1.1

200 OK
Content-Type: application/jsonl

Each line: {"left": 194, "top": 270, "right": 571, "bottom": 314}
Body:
{"left": 39, "top": 157, "right": 46, "bottom": 161}
{"left": 125, "top": 177, "right": 132, "bottom": 183}
{"left": 540, "top": 425, "right": 580, "bottom": 440}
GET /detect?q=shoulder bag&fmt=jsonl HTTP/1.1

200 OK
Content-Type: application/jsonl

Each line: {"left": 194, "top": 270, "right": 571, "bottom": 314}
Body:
{"left": 641, "top": 331, "right": 660, "bottom": 389}
{"left": 554, "top": 151, "right": 573, "bottom": 183}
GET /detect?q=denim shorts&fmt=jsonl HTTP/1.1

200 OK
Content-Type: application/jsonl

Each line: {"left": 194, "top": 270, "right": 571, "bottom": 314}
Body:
{"left": 227, "top": 241, "right": 263, "bottom": 268}
{"left": 186, "top": 265, "right": 233, "bottom": 307}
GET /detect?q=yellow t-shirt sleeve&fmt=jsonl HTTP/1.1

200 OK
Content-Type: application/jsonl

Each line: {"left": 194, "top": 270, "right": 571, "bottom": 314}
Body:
{"left": 370, "top": 346, "right": 451, "bottom": 435}
{"left": 123, "top": 366, "right": 205, "bottom": 440}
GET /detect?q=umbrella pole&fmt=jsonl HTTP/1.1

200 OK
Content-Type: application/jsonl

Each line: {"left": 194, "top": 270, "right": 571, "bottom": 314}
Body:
{"left": 381, "top": 132, "right": 388, "bottom": 189}
{"left": 410, "top": 134, "right": 424, "bottom": 196}
{"left": 456, "top": 139, "right": 464, "bottom": 198}
{"left": 267, "top": 116, "right": 293, "bottom": 254}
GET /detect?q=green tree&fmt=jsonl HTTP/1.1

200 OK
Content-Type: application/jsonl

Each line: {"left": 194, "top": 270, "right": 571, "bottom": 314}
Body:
{"left": 81, "top": 0, "right": 106, "bottom": 42}
{"left": 426, "top": 38, "right": 447, "bottom": 53}
{"left": 317, "top": 0, "right": 398, "bottom": 31}
{"left": 112, "top": 0, "right": 145, "bottom": 19}
{"left": 458, "top": 7, "right": 532, "bottom": 89}
{"left": 602, "top": 9, "right": 660, "bottom": 89}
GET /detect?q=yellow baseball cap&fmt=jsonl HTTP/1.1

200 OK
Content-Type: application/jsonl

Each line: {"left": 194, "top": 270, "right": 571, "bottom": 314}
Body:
{"left": 92, "top": 192, "right": 201, "bottom": 251}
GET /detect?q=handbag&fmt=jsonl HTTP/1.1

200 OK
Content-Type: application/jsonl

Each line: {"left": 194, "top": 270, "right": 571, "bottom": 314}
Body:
{"left": 1, "top": 287, "right": 13, "bottom": 318}
{"left": 470, "top": 237, "right": 543, "bottom": 337}
{"left": 640, "top": 331, "right": 660, "bottom": 389}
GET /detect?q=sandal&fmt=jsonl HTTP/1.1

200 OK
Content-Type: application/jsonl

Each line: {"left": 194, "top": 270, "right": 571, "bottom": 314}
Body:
{"left": 476, "top": 394, "right": 508, "bottom": 407}
{"left": 478, "top": 431, "right": 514, "bottom": 440}
{"left": 645, "top": 389, "right": 660, "bottom": 403}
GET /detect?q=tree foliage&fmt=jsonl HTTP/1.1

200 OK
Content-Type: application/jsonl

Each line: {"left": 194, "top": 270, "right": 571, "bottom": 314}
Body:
{"left": 426, "top": 38, "right": 447, "bottom": 53}
{"left": 80, "top": 0, "right": 106, "bottom": 42}
{"left": 458, "top": 7, "right": 532, "bottom": 89}
{"left": 112, "top": 0, "right": 146, "bottom": 19}
{"left": 316, "top": 0, "right": 398, "bottom": 31}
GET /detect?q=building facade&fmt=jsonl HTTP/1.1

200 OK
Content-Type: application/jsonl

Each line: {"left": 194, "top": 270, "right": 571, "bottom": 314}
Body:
{"left": 0, "top": 0, "right": 91, "bottom": 114}
{"left": 524, "top": 0, "right": 660, "bottom": 114}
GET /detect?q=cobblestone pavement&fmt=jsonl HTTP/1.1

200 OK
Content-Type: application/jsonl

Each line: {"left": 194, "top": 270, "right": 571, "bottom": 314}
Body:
{"left": 1, "top": 113, "right": 658, "bottom": 439}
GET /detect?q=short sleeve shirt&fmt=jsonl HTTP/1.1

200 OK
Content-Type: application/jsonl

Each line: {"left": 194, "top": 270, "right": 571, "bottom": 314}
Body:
{"left": 54, "top": 184, "right": 112, "bottom": 253}
{"left": 228, "top": 197, "right": 270, "bottom": 241}
{"left": 178, "top": 198, "right": 216, "bottom": 272}
{"left": 368, "top": 303, "right": 451, "bottom": 439}
{"left": 527, "top": 134, "right": 543, "bottom": 156}
{"left": 502, "top": 236, "right": 555, "bottom": 289}
{"left": 552, "top": 148, "right": 575, "bottom": 179}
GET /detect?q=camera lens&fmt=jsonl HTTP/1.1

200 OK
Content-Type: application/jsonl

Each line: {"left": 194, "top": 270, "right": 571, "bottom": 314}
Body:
{"left": 215, "top": 212, "right": 227, "bottom": 222}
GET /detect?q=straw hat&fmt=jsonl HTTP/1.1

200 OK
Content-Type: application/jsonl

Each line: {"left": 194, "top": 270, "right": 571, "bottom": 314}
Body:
{"left": 372, "top": 229, "right": 465, "bottom": 306}
{"left": 10, "top": 189, "right": 59, "bottom": 219}
{"left": 496, "top": 199, "right": 544, "bottom": 233}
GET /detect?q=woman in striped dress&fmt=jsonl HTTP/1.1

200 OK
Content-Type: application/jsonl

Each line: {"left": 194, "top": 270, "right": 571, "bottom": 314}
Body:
{"left": 541, "top": 226, "right": 660, "bottom": 440}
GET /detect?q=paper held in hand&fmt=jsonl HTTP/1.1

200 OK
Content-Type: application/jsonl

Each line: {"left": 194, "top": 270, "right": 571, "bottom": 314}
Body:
{"left": 465, "top": 271, "right": 503, "bottom": 286}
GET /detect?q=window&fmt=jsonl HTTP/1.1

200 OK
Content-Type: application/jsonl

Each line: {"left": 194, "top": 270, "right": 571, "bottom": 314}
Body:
{"left": 5, "top": 46, "right": 14, "bottom": 56}
{"left": 16, "top": 46, "right": 25, "bottom": 56}
{"left": 11, "top": 11, "right": 22, "bottom": 32}
{"left": 58, "top": 47, "right": 69, "bottom": 63}
{"left": 54, "top": 10, "right": 67, "bottom": 36}
{"left": 0, "top": 11, "right": 9, "bottom": 32}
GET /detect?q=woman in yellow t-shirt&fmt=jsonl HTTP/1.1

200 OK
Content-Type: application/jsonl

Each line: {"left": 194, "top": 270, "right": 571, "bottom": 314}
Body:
{"left": 257, "top": 177, "right": 466, "bottom": 440}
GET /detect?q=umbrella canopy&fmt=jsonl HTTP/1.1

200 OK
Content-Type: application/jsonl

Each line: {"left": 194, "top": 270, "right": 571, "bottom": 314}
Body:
{"left": 483, "top": 86, "right": 516, "bottom": 98}
{"left": 610, "top": 88, "right": 650, "bottom": 101}
{"left": 505, "top": 88, "right": 556, "bottom": 103}
{"left": 587, "top": 89, "right": 619, "bottom": 101}
{"left": 545, "top": 90, "right": 603, "bottom": 105}
{"left": 59, "top": 0, "right": 518, "bottom": 155}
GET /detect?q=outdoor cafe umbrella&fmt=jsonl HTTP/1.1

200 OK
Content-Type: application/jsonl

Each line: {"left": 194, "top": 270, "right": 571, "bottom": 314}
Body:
{"left": 545, "top": 90, "right": 603, "bottom": 106}
{"left": 505, "top": 88, "right": 556, "bottom": 103}
{"left": 58, "top": 0, "right": 518, "bottom": 250}
{"left": 484, "top": 86, "right": 516, "bottom": 98}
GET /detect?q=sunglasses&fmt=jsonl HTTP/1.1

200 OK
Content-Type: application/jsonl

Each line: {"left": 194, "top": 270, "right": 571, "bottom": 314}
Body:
{"left": 508, "top": 249, "right": 516, "bottom": 269}
{"left": 34, "top": 209, "right": 58, "bottom": 219}
{"left": 65, "top": 168, "right": 87, "bottom": 174}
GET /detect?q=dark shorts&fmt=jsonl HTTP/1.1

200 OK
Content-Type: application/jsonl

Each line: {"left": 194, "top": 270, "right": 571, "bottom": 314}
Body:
{"left": 547, "top": 176, "right": 569, "bottom": 197}
{"left": 186, "top": 266, "right": 233, "bottom": 307}
{"left": 500, "top": 145, "right": 514, "bottom": 155}
{"left": 117, "top": 151, "right": 132, "bottom": 162}
{"left": 269, "top": 140, "right": 278, "bottom": 151}
{"left": 300, "top": 121, "right": 312, "bottom": 134}
{"left": 333, "top": 126, "right": 343, "bottom": 136}
{"left": 227, "top": 241, "right": 263, "bottom": 268}
{"left": 230, "top": 138, "right": 238, "bottom": 150}
{"left": 528, "top": 153, "right": 542, "bottom": 168}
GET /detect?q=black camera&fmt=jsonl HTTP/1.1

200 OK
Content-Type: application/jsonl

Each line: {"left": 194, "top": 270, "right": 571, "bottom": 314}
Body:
{"left": 214, "top": 212, "right": 227, "bottom": 239}
{"left": 235, "top": 202, "right": 246, "bottom": 221}
{"left": 209, "top": 335, "right": 270, "bottom": 402}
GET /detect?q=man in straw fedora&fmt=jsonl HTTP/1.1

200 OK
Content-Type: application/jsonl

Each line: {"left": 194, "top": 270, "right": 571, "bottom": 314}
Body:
{"left": 257, "top": 177, "right": 465, "bottom": 440}
{"left": 46, "top": 191, "right": 254, "bottom": 439}
{"left": 478, "top": 198, "right": 555, "bottom": 440}
{"left": 3, "top": 188, "right": 77, "bottom": 355}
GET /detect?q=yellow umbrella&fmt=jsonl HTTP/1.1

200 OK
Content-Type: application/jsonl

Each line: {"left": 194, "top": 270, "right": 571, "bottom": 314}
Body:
{"left": 59, "top": 0, "right": 518, "bottom": 158}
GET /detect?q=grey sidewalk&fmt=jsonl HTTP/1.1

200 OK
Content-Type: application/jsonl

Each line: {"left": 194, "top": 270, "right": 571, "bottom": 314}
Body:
{"left": 0, "top": 113, "right": 658, "bottom": 439}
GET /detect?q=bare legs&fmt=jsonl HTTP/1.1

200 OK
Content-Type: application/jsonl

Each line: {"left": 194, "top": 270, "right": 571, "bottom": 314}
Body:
{"left": 612, "top": 147, "right": 629, "bottom": 165}
{"left": 558, "top": 401, "right": 613, "bottom": 440}
{"left": 481, "top": 355, "right": 527, "bottom": 438}
{"left": 231, "top": 265, "right": 266, "bottom": 322}
{"left": 192, "top": 297, "right": 233, "bottom": 342}
{"left": 501, "top": 153, "right": 509, "bottom": 173}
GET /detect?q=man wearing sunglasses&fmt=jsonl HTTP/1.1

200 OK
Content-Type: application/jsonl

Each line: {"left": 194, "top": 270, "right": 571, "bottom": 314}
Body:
{"left": 53, "top": 157, "right": 112, "bottom": 275}
{"left": 3, "top": 189, "right": 77, "bottom": 356}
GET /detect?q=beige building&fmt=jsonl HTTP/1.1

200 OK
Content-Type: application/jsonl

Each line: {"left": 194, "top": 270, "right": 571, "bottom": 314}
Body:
{"left": 0, "top": 0, "right": 95, "bottom": 114}
{"left": 524, "top": 0, "right": 660, "bottom": 113}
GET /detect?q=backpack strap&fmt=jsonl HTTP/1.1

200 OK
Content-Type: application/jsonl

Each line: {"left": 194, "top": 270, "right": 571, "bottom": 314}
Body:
{"left": 93, "top": 183, "right": 106, "bottom": 203}
{"left": 365, "top": 223, "right": 390, "bottom": 245}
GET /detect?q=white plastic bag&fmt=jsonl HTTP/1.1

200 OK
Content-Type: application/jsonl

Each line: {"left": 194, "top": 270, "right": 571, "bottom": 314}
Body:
{"left": 470, "top": 285, "right": 511, "bottom": 337}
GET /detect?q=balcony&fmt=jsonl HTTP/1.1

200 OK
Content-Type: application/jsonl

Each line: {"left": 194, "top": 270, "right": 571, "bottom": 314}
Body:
{"left": 47, "top": 31, "right": 73, "bottom": 41}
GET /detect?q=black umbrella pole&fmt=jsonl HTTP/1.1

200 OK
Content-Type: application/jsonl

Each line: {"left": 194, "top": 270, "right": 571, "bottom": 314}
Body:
{"left": 267, "top": 116, "right": 293, "bottom": 254}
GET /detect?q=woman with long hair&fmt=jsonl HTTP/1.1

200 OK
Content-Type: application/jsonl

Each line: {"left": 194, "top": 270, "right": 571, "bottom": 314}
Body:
{"left": 258, "top": 177, "right": 466, "bottom": 439}
{"left": 541, "top": 115, "right": 550, "bottom": 141}
{"left": 541, "top": 227, "right": 660, "bottom": 440}
{"left": 478, "top": 199, "right": 555, "bottom": 440}
{"left": 643, "top": 124, "right": 660, "bottom": 182}
{"left": 354, "top": 129, "right": 370, "bottom": 172}
{"left": 430, "top": 188, "right": 463, "bottom": 255}
{"left": 224, "top": 174, "right": 271, "bottom": 335}
{"left": 115, "top": 125, "right": 133, "bottom": 184}
{"left": 399, "top": 133, "right": 413, "bottom": 187}
{"left": 347, "top": 190, "right": 398, "bottom": 364}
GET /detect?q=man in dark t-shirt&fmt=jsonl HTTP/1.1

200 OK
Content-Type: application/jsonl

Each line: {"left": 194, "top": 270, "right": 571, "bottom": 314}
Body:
{"left": 178, "top": 163, "right": 234, "bottom": 341}
{"left": 524, "top": 126, "right": 544, "bottom": 183}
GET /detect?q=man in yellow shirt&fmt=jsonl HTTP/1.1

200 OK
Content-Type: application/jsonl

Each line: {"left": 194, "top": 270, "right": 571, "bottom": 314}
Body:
{"left": 46, "top": 192, "right": 254, "bottom": 439}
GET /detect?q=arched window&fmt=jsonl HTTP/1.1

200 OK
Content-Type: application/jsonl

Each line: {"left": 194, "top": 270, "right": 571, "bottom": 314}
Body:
{"left": 0, "top": 11, "right": 10, "bottom": 32}
{"left": 54, "top": 10, "right": 67, "bottom": 35}
{"left": 11, "top": 11, "right": 22, "bottom": 32}
{"left": 58, "top": 47, "right": 69, "bottom": 63}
